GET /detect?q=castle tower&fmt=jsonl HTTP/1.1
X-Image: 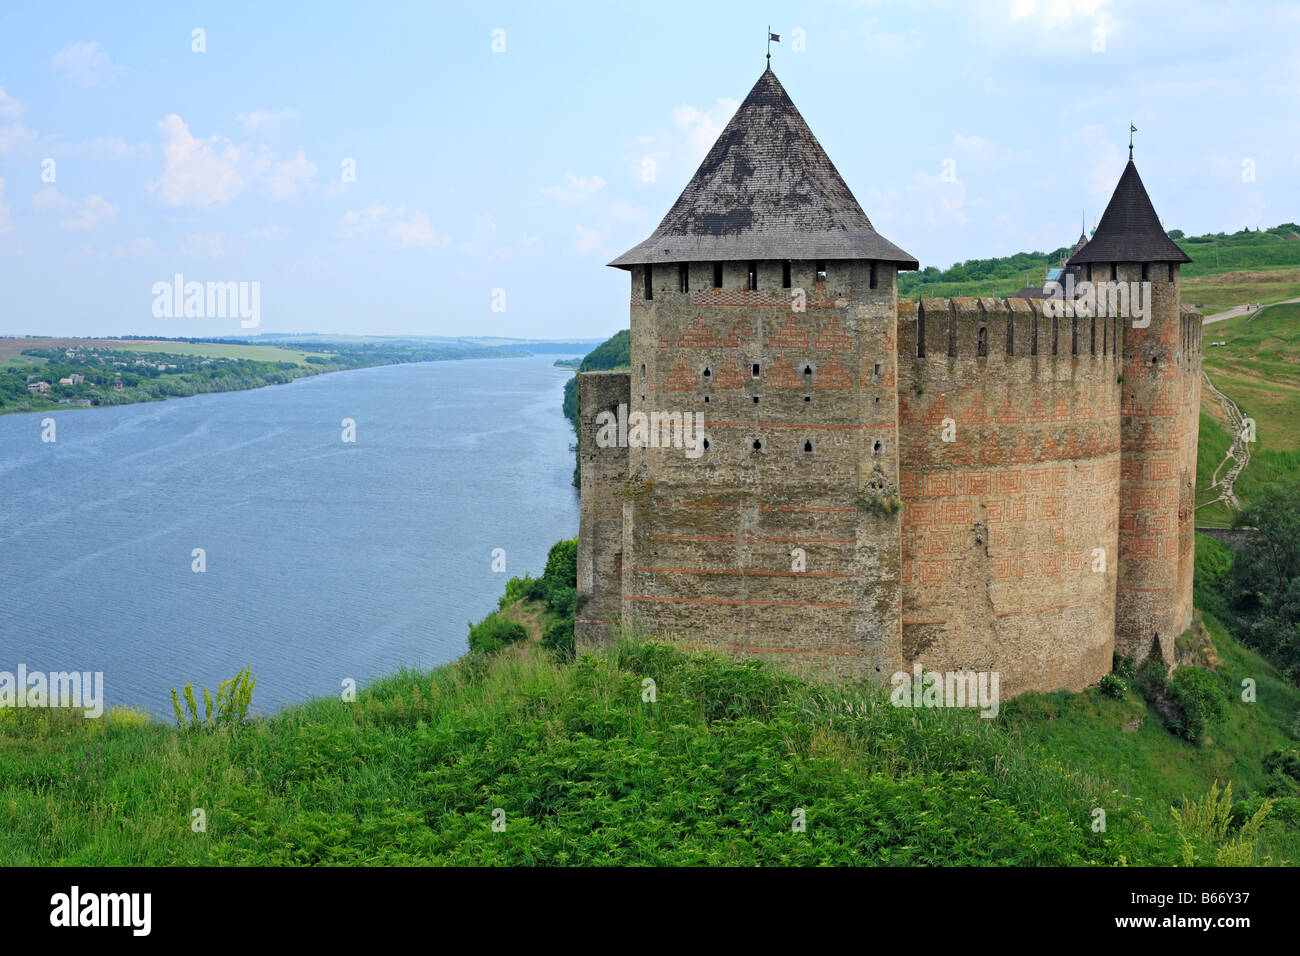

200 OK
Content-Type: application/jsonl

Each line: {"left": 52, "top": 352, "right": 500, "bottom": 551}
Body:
{"left": 1067, "top": 157, "right": 1199, "bottom": 668}
{"left": 578, "top": 67, "right": 916, "bottom": 677}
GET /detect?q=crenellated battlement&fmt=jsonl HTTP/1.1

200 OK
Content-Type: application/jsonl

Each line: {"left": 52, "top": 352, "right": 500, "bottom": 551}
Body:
{"left": 896, "top": 296, "right": 1145, "bottom": 362}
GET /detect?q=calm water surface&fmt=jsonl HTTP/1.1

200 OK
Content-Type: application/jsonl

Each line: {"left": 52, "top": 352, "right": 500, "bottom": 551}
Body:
{"left": 0, "top": 356, "right": 579, "bottom": 717}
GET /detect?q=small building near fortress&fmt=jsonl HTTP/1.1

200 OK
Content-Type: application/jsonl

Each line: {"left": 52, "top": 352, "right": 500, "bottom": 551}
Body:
{"left": 576, "top": 66, "right": 1201, "bottom": 696}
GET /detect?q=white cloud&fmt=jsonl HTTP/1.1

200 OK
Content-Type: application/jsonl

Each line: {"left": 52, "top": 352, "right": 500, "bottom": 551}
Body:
{"left": 0, "top": 178, "right": 11, "bottom": 233}
{"left": 0, "top": 88, "right": 23, "bottom": 119}
{"left": 30, "top": 186, "right": 117, "bottom": 231}
{"left": 671, "top": 97, "right": 739, "bottom": 166}
{"left": 235, "top": 107, "right": 302, "bottom": 135}
{"left": 970, "top": 0, "right": 1118, "bottom": 56}
{"left": 338, "top": 205, "right": 449, "bottom": 249}
{"left": 0, "top": 123, "right": 38, "bottom": 156}
{"left": 541, "top": 171, "right": 606, "bottom": 201}
{"left": 573, "top": 224, "right": 611, "bottom": 257}
{"left": 61, "top": 194, "right": 117, "bottom": 231}
{"left": 265, "top": 150, "right": 317, "bottom": 199}
{"left": 623, "top": 95, "right": 739, "bottom": 186}
{"left": 32, "top": 186, "right": 73, "bottom": 212}
{"left": 151, "top": 114, "right": 245, "bottom": 207}
{"left": 74, "top": 136, "right": 150, "bottom": 160}
{"left": 392, "top": 210, "right": 441, "bottom": 248}
{"left": 1067, "top": 123, "right": 1125, "bottom": 203}
{"left": 151, "top": 115, "right": 317, "bottom": 205}
{"left": 51, "top": 41, "right": 114, "bottom": 86}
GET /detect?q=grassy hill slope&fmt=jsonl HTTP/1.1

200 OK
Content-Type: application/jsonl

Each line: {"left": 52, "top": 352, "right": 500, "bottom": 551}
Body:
{"left": 3, "top": 576, "right": 1296, "bottom": 865}
{"left": 1196, "top": 302, "right": 1300, "bottom": 525}
{"left": 897, "top": 223, "right": 1300, "bottom": 308}
{"left": 0, "top": 639, "right": 1180, "bottom": 865}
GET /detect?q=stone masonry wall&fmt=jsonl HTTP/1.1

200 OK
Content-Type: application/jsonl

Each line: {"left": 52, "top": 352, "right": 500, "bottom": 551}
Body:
{"left": 575, "top": 369, "right": 630, "bottom": 652}
{"left": 1113, "top": 263, "right": 1198, "bottom": 667}
{"left": 896, "top": 296, "right": 1120, "bottom": 695}
{"left": 618, "top": 258, "right": 903, "bottom": 679}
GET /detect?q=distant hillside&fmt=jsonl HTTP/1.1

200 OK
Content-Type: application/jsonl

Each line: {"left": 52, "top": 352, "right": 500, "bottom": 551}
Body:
{"left": 562, "top": 329, "right": 630, "bottom": 487}
{"left": 899, "top": 222, "right": 1300, "bottom": 308}
{"left": 249, "top": 333, "right": 603, "bottom": 354}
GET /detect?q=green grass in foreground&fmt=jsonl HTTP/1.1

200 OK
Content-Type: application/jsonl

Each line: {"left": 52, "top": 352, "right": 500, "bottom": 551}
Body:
{"left": 0, "top": 638, "right": 1179, "bottom": 866}
{"left": 4, "top": 612, "right": 1297, "bottom": 865}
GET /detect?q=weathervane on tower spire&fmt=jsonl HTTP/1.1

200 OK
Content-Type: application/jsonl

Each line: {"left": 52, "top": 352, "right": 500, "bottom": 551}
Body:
{"left": 1129, "top": 123, "right": 1137, "bottom": 160}
{"left": 767, "top": 26, "right": 780, "bottom": 67}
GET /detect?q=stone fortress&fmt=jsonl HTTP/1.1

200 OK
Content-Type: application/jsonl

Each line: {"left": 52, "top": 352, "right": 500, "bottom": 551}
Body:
{"left": 576, "top": 67, "right": 1202, "bottom": 696}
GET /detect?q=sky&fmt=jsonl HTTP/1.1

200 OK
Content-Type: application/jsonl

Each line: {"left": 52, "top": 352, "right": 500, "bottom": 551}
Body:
{"left": 0, "top": 0, "right": 1296, "bottom": 340}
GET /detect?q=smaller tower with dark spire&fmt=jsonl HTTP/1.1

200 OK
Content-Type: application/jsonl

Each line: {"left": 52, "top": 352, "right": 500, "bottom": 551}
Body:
{"left": 1068, "top": 154, "right": 1198, "bottom": 668}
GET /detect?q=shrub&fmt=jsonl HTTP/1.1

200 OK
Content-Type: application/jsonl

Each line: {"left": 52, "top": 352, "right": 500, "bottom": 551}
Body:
{"left": 499, "top": 574, "right": 545, "bottom": 608}
{"left": 467, "top": 612, "right": 529, "bottom": 655}
{"left": 1168, "top": 666, "right": 1228, "bottom": 743}
{"left": 542, "top": 538, "right": 577, "bottom": 593}
{"left": 1136, "top": 655, "right": 1169, "bottom": 700}
{"left": 859, "top": 493, "right": 901, "bottom": 516}
{"left": 1170, "top": 782, "right": 1272, "bottom": 866}
{"left": 547, "top": 585, "right": 577, "bottom": 618}
{"left": 1113, "top": 653, "right": 1137, "bottom": 683}
{"left": 1262, "top": 748, "right": 1300, "bottom": 797}
{"left": 1098, "top": 673, "right": 1126, "bottom": 699}
{"left": 170, "top": 667, "right": 257, "bottom": 730}
{"left": 542, "top": 619, "right": 575, "bottom": 660}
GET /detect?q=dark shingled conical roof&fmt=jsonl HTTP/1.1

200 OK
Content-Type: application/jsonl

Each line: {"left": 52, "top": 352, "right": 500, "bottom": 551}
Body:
{"left": 1067, "top": 160, "right": 1190, "bottom": 265}
{"left": 609, "top": 67, "right": 917, "bottom": 270}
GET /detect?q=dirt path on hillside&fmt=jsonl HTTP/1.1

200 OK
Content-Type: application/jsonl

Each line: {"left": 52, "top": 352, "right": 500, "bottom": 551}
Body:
{"left": 1200, "top": 370, "right": 1250, "bottom": 513}
{"left": 1203, "top": 296, "right": 1300, "bottom": 325}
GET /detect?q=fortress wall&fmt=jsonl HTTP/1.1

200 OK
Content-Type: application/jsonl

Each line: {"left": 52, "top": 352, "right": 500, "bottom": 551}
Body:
{"left": 576, "top": 370, "right": 631, "bottom": 652}
{"left": 1114, "top": 263, "right": 1193, "bottom": 665}
{"left": 619, "top": 259, "right": 902, "bottom": 679}
{"left": 1175, "top": 305, "right": 1203, "bottom": 637}
{"left": 896, "top": 295, "right": 1120, "bottom": 695}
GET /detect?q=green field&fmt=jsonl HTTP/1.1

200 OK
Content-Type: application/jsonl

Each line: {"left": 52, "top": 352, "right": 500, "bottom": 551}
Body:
{"left": 108, "top": 341, "right": 332, "bottom": 366}
{"left": 1195, "top": 410, "right": 1236, "bottom": 527}
{"left": 1184, "top": 268, "right": 1300, "bottom": 316}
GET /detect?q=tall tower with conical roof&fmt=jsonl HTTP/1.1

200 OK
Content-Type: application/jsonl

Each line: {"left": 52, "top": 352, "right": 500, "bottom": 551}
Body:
{"left": 1068, "top": 157, "right": 1199, "bottom": 668}
{"left": 577, "top": 67, "right": 915, "bottom": 677}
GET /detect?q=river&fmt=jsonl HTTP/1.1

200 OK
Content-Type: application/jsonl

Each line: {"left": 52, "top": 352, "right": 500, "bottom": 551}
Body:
{"left": 0, "top": 355, "right": 580, "bottom": 718}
